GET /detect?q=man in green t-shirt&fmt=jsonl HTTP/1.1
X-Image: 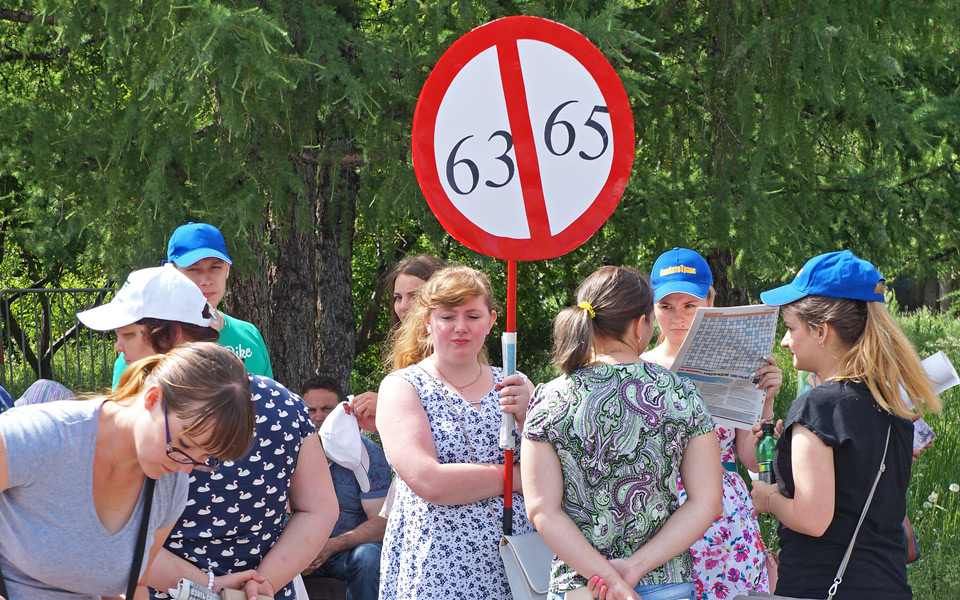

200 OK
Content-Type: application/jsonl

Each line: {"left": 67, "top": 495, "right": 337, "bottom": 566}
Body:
{"left": 111, "top": 222, "right": 273, "bottom": 385}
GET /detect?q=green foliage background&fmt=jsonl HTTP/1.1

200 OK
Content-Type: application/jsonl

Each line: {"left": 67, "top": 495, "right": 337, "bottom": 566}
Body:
{"left": 2, "top": 1, "right": 960, "bottom": 595}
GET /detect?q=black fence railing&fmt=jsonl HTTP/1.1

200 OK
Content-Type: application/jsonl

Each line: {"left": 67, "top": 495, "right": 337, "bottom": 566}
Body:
{"left": 0, "top": 287, "right": 118, "bottom": 397}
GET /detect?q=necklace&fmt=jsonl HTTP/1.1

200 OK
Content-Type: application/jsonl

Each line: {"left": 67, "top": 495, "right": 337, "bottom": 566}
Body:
{"left": 590, "top": 348, "right": 642, "bottom": 367}
{"left": 433, "top": 360, "right": 484, "bottom": 398}
{"left": 597, "top": 341, "right": 641, "bottom": 355}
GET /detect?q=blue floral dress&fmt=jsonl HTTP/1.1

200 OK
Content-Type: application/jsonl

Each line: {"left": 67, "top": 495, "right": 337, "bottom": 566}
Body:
{"left": 678, "top": 424, "right": 769, "bottom": 599}
{"left": 379, "top": 365, "right": 534, "bottom": 600}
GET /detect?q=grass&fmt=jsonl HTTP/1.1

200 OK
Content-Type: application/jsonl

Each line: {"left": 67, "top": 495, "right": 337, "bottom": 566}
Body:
{"left": 759, "top": 305, "right": 960, "bottom": 598}
{"left": 900, "top": 308, "right": 960, "bottom": 598}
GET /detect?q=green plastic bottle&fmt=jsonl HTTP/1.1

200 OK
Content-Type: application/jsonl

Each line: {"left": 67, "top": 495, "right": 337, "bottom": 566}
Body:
{"left": 757, "top": 422, "right": 777, "bottom": 485}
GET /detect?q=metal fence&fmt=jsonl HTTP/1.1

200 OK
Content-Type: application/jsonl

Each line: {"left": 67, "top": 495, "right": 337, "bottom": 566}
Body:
{"left": 0, "top": 287, "right": 117, "bottom": 397}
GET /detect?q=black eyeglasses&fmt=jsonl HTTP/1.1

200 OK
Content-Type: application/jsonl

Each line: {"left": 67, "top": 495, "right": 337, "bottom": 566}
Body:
{"left": 163, "top": 402, "right": 220, "bottom": 472}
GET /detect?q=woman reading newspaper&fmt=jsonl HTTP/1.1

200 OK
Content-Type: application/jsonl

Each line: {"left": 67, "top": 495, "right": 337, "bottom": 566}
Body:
{"left": 643, "top": 248, "right": 781, "bottom": 599}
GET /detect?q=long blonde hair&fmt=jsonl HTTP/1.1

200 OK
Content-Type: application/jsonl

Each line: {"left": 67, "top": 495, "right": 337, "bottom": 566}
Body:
{"left": 111, "top": 342, "right": 255, "bottom": 461}
{"left": 386, "top": 266, "right": 494, "bottom": 371}
{"left": 786, "top": 288, "right": 941, "bottom": 418}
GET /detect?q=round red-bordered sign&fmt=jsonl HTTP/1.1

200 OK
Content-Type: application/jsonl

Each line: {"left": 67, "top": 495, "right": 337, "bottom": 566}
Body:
{"left": 413, "top": 16, "right": 634, "bottom": 261}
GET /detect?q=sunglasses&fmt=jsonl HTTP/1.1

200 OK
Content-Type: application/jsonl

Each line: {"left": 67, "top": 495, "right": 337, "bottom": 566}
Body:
{"left": 163, "top": 402, "right": 221, "bottom": 472}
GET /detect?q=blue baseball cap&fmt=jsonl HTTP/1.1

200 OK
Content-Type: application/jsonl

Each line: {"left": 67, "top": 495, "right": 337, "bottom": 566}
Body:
{"left": 650, "top": 248, "right": 713, "bottom": 302}
{"left": 760, "top": 250, "right": 885, "bottom": 306}
{"left": 167, "top": 222, "right": 233, "bottom": 267}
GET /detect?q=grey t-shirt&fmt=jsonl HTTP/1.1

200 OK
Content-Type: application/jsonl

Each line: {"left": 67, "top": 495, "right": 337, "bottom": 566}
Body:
{"left": 0, "top": 399, "right": 189, "bottom": 600}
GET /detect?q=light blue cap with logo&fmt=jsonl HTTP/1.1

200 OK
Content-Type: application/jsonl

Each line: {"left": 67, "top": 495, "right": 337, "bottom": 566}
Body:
{"left": 650, "top": 247, "right": 713, "bottom": 302}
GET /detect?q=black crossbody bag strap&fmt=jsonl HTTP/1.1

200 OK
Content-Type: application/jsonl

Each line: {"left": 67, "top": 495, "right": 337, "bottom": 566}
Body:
{"left": 127, "top": 477, "right": 158, "bottom": 599}
{"left": 0, "top": 555, "right": 8, "bottom": 600}
{"left": 826, "top": 422, "right": 892, "bottom": 600}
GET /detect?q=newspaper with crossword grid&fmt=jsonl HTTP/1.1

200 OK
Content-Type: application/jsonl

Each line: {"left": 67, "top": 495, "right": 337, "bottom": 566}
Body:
{"left": 671, "top": 304, "right": 779, "bottom": 431}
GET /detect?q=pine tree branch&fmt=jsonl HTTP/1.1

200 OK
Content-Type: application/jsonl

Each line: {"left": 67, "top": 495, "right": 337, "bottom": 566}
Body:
{"left": 688, "top": 58, "right": 746, "bottom": 153}
{"left": 634, "top": 65, "right": 701, "bottom": 103}
{"left": 0, "top": 9, "right": 58, "bottom": 26}
{"left": 0, "top": 46, "right": 70, "bottom": 64}
{"left": 0, "top": 31, "right": 107, "bottom": 64}
{"left": 897, "top": 159, "right": 958, "bottom": 188}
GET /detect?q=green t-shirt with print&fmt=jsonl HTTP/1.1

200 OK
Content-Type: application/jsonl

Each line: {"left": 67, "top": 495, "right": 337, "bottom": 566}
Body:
{"left": 112, "top": 312, "right": 273, "bottom": 387}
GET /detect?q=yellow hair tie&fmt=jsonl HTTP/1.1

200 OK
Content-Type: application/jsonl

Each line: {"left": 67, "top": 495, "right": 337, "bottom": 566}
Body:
{"left": 578, "top": 301, "right": 596, "bottom": 319}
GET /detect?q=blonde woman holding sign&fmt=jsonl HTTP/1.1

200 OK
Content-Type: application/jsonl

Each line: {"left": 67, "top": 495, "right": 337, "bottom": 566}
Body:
{"left": 376, "top": 266, "right": 534, "bottom": 600}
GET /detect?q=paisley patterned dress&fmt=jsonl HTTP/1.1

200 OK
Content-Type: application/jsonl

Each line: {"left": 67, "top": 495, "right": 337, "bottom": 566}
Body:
{"left": 678, "top": 424, "right": 769, "bottom": 599}
{"left": 379, "top": 365, "right": 534, "bottom": 600}
{"left": 523, "top": 362, "right": 715, "bottom": 595}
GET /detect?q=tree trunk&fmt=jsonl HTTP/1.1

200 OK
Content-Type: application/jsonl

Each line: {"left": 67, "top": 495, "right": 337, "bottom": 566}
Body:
{"left": 265, "top": 153, "right": 322, "bottom": 392}
{"left": 229, "top": 219, "right": 271, "bottom": 344}
{"left": 707, "top": 248, "right": 750, "bottom": 306}
{"left": 227, "top": 142, "right": 358, "bottom": 395}
{"left": 923, "top": 277, "right": 939, "bottom": 311}
{"left": 939, "top": 276, "right": 953, "bottom": 313}
{"left": 314, "top": 150, "right": 360, "bottom": 391}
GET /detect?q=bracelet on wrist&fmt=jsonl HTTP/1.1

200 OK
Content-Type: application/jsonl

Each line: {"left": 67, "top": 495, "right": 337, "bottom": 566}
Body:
{"left": 766, "top": 488, "right": 779, "bottom": 511}
{"left": 262, "top": 575, "right": 277, "bottom": 594}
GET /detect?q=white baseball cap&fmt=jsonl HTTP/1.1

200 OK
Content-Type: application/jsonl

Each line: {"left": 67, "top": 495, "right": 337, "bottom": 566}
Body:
{"left": 77, "top": 265, "right": 212, "bottom": 331}
{"left": 319, "top": 401, "right": 371, "bottom": 493}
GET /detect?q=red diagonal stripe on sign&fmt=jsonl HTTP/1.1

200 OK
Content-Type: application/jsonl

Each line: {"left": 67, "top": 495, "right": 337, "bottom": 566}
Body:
{"left": 496, "top": 39, "right": 551, "bottom": 240}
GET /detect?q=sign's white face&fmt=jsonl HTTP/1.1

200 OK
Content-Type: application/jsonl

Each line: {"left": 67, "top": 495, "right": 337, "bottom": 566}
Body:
{"left": 434, "top": 39, "right": 615, "bottom": 240}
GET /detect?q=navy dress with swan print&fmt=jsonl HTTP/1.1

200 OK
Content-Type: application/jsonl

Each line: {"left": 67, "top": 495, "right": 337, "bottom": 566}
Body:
{"left": 151, "top": 375, "right": 315, "bottom": 599}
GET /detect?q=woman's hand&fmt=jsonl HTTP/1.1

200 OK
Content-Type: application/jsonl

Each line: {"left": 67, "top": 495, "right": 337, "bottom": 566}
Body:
{"left": 214, "top": 570, "right": 265, "bottom": 593}
{"left": 586, "top": 572, "right": 641, "bottom": 600}
{"left": 608, "top": 558, "right": 643, "bottom": 588}
{"left": 739, "top": 417, "right": 783, "bottom": 473}
{"left": 239, "top": 575, "right": 276, "bottom": 600}
{"left": 750, "top": 480, "right": 780, "bottom": 515}
{"left": 496, "top": 373, "right": 534, "bottom": 430}
{"left": 754, "top": 355, "right": 783, "bottom": 408}
{"left": 750, "top": 418, "right": 784, "bottom": 446}
{"left": 736, "top": 356, "right": 783, "bottom": 469}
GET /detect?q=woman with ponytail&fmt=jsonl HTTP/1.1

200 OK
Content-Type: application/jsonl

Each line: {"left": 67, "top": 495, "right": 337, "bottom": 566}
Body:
{"left": 522, "top": 266, "right": 722, "bottom": 600}
{"left": 0, "top": 342, "right": 254, "bottom": 600}
{"left": 751, "top": 250, "right": 940, "bottom": 599}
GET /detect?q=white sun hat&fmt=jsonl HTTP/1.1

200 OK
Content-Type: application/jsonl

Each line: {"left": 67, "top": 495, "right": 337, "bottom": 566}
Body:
{"left": 77, "top": 265, "right": 211, "bottom": 331}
